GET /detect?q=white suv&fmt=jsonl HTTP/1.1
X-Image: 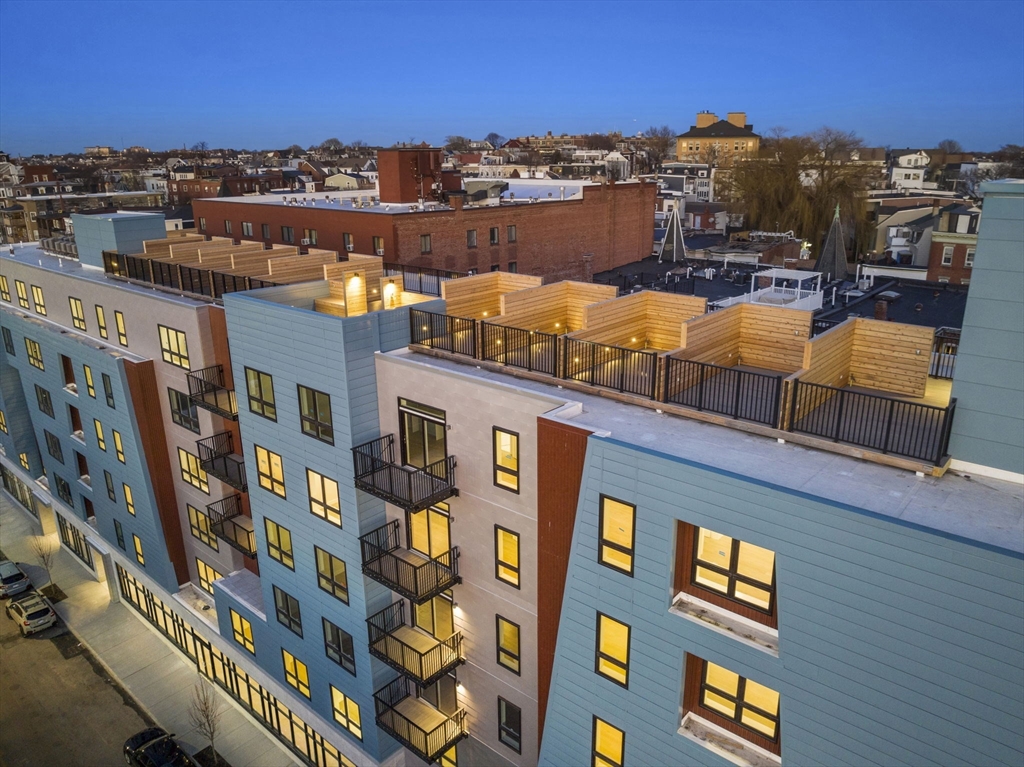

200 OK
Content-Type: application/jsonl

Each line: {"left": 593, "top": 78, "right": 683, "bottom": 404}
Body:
{"left": 5, "top": 592, "right": 57, "bottom": 635}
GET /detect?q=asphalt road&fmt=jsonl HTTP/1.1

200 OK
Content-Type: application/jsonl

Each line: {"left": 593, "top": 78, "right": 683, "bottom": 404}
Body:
{"left": 0, "top": 584, "right": 153, "bottom": 767}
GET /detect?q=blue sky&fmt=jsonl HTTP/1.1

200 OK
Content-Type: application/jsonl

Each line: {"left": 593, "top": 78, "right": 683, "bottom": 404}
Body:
{"left": 1, "top": 0, "right": 1022, "bottom": 155}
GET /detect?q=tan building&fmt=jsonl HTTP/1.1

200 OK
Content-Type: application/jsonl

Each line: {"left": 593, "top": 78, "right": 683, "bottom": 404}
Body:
{"left": 675, "top": 111, "right": 760, "bottom": 166}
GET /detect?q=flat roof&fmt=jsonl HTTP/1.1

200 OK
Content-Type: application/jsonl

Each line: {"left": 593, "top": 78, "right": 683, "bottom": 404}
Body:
{"left": 384, "top": 348, "right": 1023, "bottom": 553}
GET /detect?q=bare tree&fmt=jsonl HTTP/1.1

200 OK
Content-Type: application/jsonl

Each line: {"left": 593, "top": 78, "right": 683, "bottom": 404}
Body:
{"left": 190, "top": 141, "right": 209, "bottom": 153}
{"left": 319, "top": 137, "right": 343, "bottom": 151}
{"left": 445, "top": 135, "right": 471, "bottom": 152}
{"left": 643, "top": 125, "right": 675, "bottom": 171}
{"left": 484, "top": 132, "right": 506, "bottom": 149}
{"left": 937, "top": 139, "right": 963, "bottom": 154}
{"left": 287, "top": 144, "right": 305, "bottom": 157}
{"left": 584, "top": 133, "right": 616, "bottom": 152}
{"left": 189, "top": 676, "right": 222, "bottom": 765}
{"left": 30, "top": 537, "right": 56, "bottom": 593}
{"left": 348, "top": 139, "right": 368, "bottom": 150}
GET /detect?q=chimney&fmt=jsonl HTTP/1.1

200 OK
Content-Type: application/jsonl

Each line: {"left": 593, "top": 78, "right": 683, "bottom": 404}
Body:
{"left": 874, "top": 300, "right": 888, "bottom": 321}
{"left": 695, "top": 111, "right": 717, "bottom": 129}
{"left": 726, "top": 112, "right": 747, "bottom": 128}
{"left": 449, "top": 191, "right": 465, "bottom": 210}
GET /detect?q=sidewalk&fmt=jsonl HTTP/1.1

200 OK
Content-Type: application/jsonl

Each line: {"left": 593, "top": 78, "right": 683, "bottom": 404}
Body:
{"left": 0, "top": 493, "right": 297, "bottom": 767}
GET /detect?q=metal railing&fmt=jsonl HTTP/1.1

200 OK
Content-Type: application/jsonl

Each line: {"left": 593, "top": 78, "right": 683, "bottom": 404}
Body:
{"left": 187, "top": 365, "right": 238, "bottom": 420}
{"left": 197, "top": 431, "right": 247, "bottom": 492}
{"left": 373, "top": 676, "right": 468, "bottom": 763}
{"left": 384, "top": 264, "right": 467, "bottom": 296}
{"left": 351, "top": 434, "right": 457, "bottom": 511}
{"left": 102, "top": 251, "right": 278, "bottom": 299}
{"left": 930, "top": 327, "right": 960, "bottom": 379}
{"left": 562, "top": 338, "right": 659, "bottom": 398}
{"left": 360, "top": 520, "right": 460, "bottom": 603}
{"left": 788, "top": 380, "right": 957, "bottom": 465}
{"left": 367, "top": 602, "right": 464, "bottom": 686}
{"left": 811, "top": 317, "right": 844, "bottom": 337}
{"left": 207, "top": 494, "right": 256, "bottom": 557}
{"left": 663, "top": 358, "right": 782, "bottom": 426}
{"left": 410, "top": 309, "right": 477, "bottom": 357}
{"left": 480, "top": 322, "right": 559, "bottom": 375}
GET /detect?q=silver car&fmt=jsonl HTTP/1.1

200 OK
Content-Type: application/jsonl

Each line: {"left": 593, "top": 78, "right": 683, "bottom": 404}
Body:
{"left": 5, "top": 592, "right": 57, "bottom": 635}
{"left": 0, "top": 560, "right": 31, "bottom": 598}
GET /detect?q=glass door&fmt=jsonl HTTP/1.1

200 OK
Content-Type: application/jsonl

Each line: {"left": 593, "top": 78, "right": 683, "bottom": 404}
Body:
{"left": 408, "top": 502, "right": 451, "bottom": 559}
{"left": 399, "top": 398, "right": 447, "bottom": 470}
{"left": 414, "top": 590, "right": 455, "bottom": 640}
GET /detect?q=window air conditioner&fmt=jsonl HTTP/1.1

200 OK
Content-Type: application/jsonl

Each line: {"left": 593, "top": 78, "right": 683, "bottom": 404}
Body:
{"left": 376, "top": 248, "right": 385, "bottom": 256}
{"left": 345, "top": 244, "right": 354, "bottom": 251}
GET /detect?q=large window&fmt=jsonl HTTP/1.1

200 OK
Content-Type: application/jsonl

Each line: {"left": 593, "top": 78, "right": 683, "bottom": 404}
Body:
{"left": 31, "top": 285, "right": 46, "bottom": 315}
{"left": 178, "top": 448, "right": 210, "bottom": 493}
{"left": 282, "top": 650, "right": 310, "bottom": 698}
{"left": 158, "top": 325, "right": 190, "bottom": 369}
{"left": 273, "top": 586, "right": 302, "bottom": 636}
{"left": 330, "top": 687, "right": 362, "bottom": 740}
{"left": 245, "top": 368, "right": 276, "bottom": 420}
{"left": 592, "top": 717, "right": 625, "bottom": 767}
{"left": 495, "top": 526, "right": 520, "bottom": 588}
{"left": 69, "top": 297, "right": 86, "bottom": 330}
{"left": 114, "top": 310, "right": 128, "bottom": 346}
{"left": 195, "top": 558, "right": 223, "bottom": 595}
{"left": 496, "top": 615, "right": 521, "bottom": 674}
{"left": 264, "top": 518, "right": 294, "bottom": 569}
{"left": 493, "top": 427, "right": 519, "bottom": 492}
{"left": 15, "top": 280, "right": 29, "bottom": 309}
{"left": 323, "top": 618, "right": 356, "bottom": 674}
{"left": 44, "top": 430, "right": 64, "bottom": 463}
{"left": 693, "top": 526, "right": 775, "bottom": 613}
{"left": 498, "top": 697, "right": 522, "bottom": 754}
{"left": 297, "top": 385, "right": 333, "bottom": 444}
{"left": 598, "top": 495, "right": 635, "bottom": 576}
{"left": 256, "top": 445, "right": 286, "bottom": 497}
{"left": 188, "top": 505, "right": 219, "bottom": 551}
{"left": 230, "top": 609, "right": 255, "bottom": 653}
{"left": 35, "top": 385, "right": 53, "bottom": 417}
{"left": 25, "top": 338, "right": 44, "bottom": 369}
{"left": 169, "top": 388, "right": 200, "bottom": 433}
{"left": 307, "top": 469, "right": 341, "bottom": 526}
{"left": 315, "top": 547, "right": 349, "bottom": 603}
{"left": 595, "top": 613, "right": 630, "bottom": 688}
{"left": 686, "top": 656, "right": 780, "bottom": 752}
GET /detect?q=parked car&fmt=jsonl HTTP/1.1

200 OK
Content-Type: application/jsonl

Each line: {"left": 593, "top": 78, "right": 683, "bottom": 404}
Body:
{"left": 4, "top": 591, "right": 57, "bottom": 635}
{"left": 123, "top": 728, "right": 200, "bottom": 767}
{"left": 0, "top": 560, "right": 31, "bottom": 598}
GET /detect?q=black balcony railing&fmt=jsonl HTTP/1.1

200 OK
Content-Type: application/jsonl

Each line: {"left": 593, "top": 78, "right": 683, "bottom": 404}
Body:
{"left": 562, "top": 337, "right": 659, "bottom": 399}
{"left": 374, "top": 677, "right": 468, "bottom": 764}
{"left": 207, "top": 494, "right": 256, "bottom": 557}
{"left": 197, "top": 431, "right": 247, "bottom": 492}
{"left": 367, "top": 602, "right": 464, "bottom": 686}
{"left": 930, "top": 327, "right": 960, "bottom": 379}
{"left": 187, "top": 365, "right": 238, "bottom": 420}
{"left": 352, "top": 434, "right": 457, "bottom": 512}
{"left": 480, "top": 322, "right": 559, "bottom": 375}
{"left": 360, "top": 520, "right": 460, "bottom": 603}
{"left": 384, "top": 264, "right": 466, "bottom": 296}
{"left": 102, "top": 251, "right": 279, "bottom": 299}
{"left": 410, "top": 309, "right": 477, "bottom": 357}
{"left": 789, "top": 380, "right": 957, "bottom": 465}
{"left": 663, "top": 358, "right": 783, "bottom": 427}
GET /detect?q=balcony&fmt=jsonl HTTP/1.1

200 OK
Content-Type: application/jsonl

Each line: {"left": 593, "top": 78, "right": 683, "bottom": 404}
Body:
{"left": 197, "top": 432, "right": 247, "bottom": 492}
{"left": 373, "top": 676, "right": 467, "bottom": 764}
{"left": 351, "top": 435, "right": 457, "bottom": 512}
{"left": 360, "top": 521, "right": 460, "bottom": 603}
{"left": 187, "top": 365, "right": 238, "bottom": 420}
{"left": 207, "top": 494, "right": 257, "bottom": 557}
{"left": 367, "top": 602, "right": 464, "bottom": 686}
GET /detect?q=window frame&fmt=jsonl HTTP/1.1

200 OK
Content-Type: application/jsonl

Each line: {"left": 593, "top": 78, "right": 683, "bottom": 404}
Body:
{"left": 69, "top": 297, "right": 86, "bottom": 330}
{"left": 496, "top": 615, "right": 521, "bottom": 675}
{"left": 264, "top": 517, "right": 295, "bottom": 569}
{"left": 245, "top": 367, "right": 276, "bottom": 420}
{"left": 941, "top": 245, "right": 954, "bottom": 266}
{"left": 307, "top": 468, "right": 342, "bottom": 527}
{"left": 30, "top": 284, "right": 46, "bottom": 315}
{"left": 15, "top": 280, "right": 29, "bottom": 309}
{"left": 168, "top": 387, "right": 201, "bottom": 433}
{"left": 93, "top": 419, "right": 106, "bottom": 451}
{"left": 261, "top": 223, "right": 270, "bottom": 239}
{"left": 123, "top": 483, "right": 135, "bottom": 515}
{"left": 195, "top": 558, "right": 223, "bottom": 594}
{"left": 281, "top": 649, "right": 310, "bottom": 698}
{"left": 323, "top": 618, "right": 356, "bottom": 675}
{"left": 489, "top": 226, "right": 500, "bottom": 246}
{"left": 315, "top": 546, "right": 349, "bottom": 603}
{"left": 44, "top": 430, "right": 64, "bottom": 464}
{"left": 595, "top": 612, "right": 631, "bottom": 688}
{"left": 684, "top": 655, "right": 781, "bottom": 752}
{"left": 497, "top": 697, "right": 522, "bottom": 754}
{"left": 133, "top": 534, "right": 145, "bottom": 566}
{"left": 330, "top": 686, "right": 362, "bottom": 740}
{"left": 297, "top": 384, "right": 334, "bottom": 444}
{"left": 113, "top": 430, "right": 125, "bottom": 463}
{"left": 2, "top": 327, "right": 14, "bottom": 355}
{"left": 230, "top": 609, "right": 255, "bottom": 653}
{"left": 420, "top": 234, "right": 432, "bottom": 254}
{"left": 114, "top": 519, "right": 125, "bottom": 550}
{"left": 965, "top": 247, "right": 975, "bottom": 267}
{"left": 273, "top": 585, "right": 303, "bottom": 637}
{"left": 592, "top": 715, "right": 625, "bottom": 767}
{"left": 114, "top": 310, "right": 128, "bottom": 346}
{"left": 493, "top": 426, "right": 520, "bottom": 493}
{"left": 158, "top": 325, "right": 190, "bottom": 369}
{"left": 598, "top": 494, "right": 635, "bottom": 576}
{"left": 281, "top": 225, "right": 294, "bottom": 243}
{"left": 104, "top": 470, "right": 116, "bottom": 501}
{"left": 494, "top": 525, "right": 521, "bottom": 589}
{"left": 25, "top": 337, "right": 44, "bottom": 369}
{"left": 507, "top": 224, "right": 517, "bottom": 243}
{"left": 83, "top": 365, "right": 95, "bottom": 398}
{"left": 35, "top": 385, "right": 54, "bottom": 417}
{"left": 188, "top": 504, "right": 219, "bottom": 551}
{"left": 102, "top": 373, "right": 115, "bottom": 408}
{"left": 95, "top": 305, "right": 108, "bottom": 338}
{"left": 255, "top": 445, "right": 286, "bottom": 497}
{"left": 467, "top": 229, "right": 477, "bottom": 248}
{"left": 0, "top": 274, "right": 9, "bottom": 301}
{"left": 692, "top": 526, "right": 776, "bottom": 616}
{"left": 178, "top": 447, "right": 210, "bottom": 493}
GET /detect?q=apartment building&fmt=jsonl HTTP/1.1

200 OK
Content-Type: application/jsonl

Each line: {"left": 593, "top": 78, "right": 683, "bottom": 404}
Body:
{"left": 675, "top": 112, "right": 761, "bottom": 166}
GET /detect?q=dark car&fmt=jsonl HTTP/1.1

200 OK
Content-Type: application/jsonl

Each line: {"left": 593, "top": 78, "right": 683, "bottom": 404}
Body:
{"left": 123, "top": 728, "right": 200, "bottom": 767}
{"left": 0, "top": 560, "right": 31, "bottom": 598}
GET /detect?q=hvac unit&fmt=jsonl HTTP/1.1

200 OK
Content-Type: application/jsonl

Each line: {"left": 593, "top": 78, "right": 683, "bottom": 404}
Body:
{"left": 376, "top": 248, "right": 385, "bottom": 256}
{"left": 345, "top": 244, "right": 355, "bottom": 252}
{"left": 301, "top": 238, "right": 310, "bottom": 245}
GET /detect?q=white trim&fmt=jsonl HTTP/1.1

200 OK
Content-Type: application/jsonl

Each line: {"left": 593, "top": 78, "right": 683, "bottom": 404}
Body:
{"left": 949, "top": 459, "right": 1024, "bottom": 486}
{"left": 670, "top": 591, "right": 778, "bottom": 656}
{"left": 679, "top": 712, "right": 781, "bottom": 767}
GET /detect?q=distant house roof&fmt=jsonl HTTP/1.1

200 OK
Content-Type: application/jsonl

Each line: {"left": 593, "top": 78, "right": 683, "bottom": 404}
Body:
{"left": 677, "top": 120, "right": 759, "bottom": 139}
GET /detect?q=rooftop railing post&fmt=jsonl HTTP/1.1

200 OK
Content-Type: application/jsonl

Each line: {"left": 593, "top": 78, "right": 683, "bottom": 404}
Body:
{"left": 732, "top": 369, "right": 743, "bottom": 419}
{"left": 882, "top": 397, "right": 897, "bottom": 455}
{"left": 772, "top": 375, "right": 783, "bottom": 428}
{"left": 832, "top": 388, "right": 846, "bottom": 442}
{"left": 697, "top": 364, "right": 706, "bottom": 412}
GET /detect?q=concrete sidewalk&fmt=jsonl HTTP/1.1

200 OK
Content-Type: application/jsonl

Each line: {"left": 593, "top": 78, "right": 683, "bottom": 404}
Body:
{"left": 0, "top": 492, "right": 297, "bottom": 767}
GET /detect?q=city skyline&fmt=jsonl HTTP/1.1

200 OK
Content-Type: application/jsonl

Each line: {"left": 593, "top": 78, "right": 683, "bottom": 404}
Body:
{"left": 1, "top": 0, "right": 1022, "bottom": 156}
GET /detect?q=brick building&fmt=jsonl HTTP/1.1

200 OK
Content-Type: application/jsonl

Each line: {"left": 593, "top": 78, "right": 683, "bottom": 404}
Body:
{"left": 169, "top": 173, "right": 279, "bottom": 206}
{"left": 927, "top": 203, "right": 980, "bottom": 284}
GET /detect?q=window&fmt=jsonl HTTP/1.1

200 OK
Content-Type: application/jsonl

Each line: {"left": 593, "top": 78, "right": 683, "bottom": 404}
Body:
{"left": 16, "top": 280, "right": 29, "bottom": 309}
{"left": 507, "top": 224, "right": 517, "bottom": 243}
{"left": 245, "top": 367, "right": 276, "bottom": 419}
{"left": 0, "top": 409, "right": 6, "bottom": 433}
{"left": 307, "top": 469, "right": 341, "bottom": 526}
{"left": 158, "top": 325, "right": 190, "bottom": 369}
{"left": 965, "top": 247, "right": 975, "bottom": 267}
{"left": 19, "top": 453, "right": 30, "bottom": 471}
{"left": 323, "top": 619, "right": 356, "bottom": 674}
{"left": 69, "top": 297, "right": 86, "bottom": 330}
{"left": 168, "top": 388, "right": 200, "bottom": 433}
{"left": 689, "top": 526, "right": 776, "bottom": 615}
{"left": 282, "top": 650, "right": 310, "bottom": 698}
{"left": 113, "top": 430, "right": 125, "bottom": 462}
{"left": 102, "top": 373, "right": 115, "bottom": 408}
{"left": 592, "top": 716, "right": 625, "bottom": 767}
{"left": 0, "top": 274, "right": 9, "bottom": 301}
{"left": 508, "top": 261, "right": 517, "bottom": 273}
{"left": 493, "top": 428, "right": 519, "bottom": 492}
{"left": 490, "top": 264, "right": 500, "bottom": 272}
{"left": 178, "top": 448, "right": 210, "bottom": 493}
{"left": 93, "top": 419, "right": 106, "bottom": 451}
{"left": 114, "top": 311, "right": 127, "bottom": 346}
{"left": 133, "top": 534, "right": 145, "bottom": 565}
{"left": 95, "top": 305, "right": 108, "bottom": 338}
{"left": 196, "top": 216, "right": 206, "bottom": 230}
{"left": 298, "top": 385, "right": 333, "bottom": 443}
{"left": 261, "top": 223, "right": 270, "bottom": 239}
{"left": 2, "top": 327, "right": 13, "bottom": 355}
{"left": 372, "top": 236, "right": 384, "bottom": 255}
{"left": 25, "top": 338, "right": 44, "bottom": 369}
{"left": 599, "top": 495, "right": 635, "bottom": 576}
{"left": 496, "top": 616, "right": 521, "bottom": 674}
{"left": 114, "top": 519, "right": 125, "bottom": 550}
{"left": 241, "top": 221, "right": 253, "bottom": 236}
{"left": 595, "top": 613, "right": 630, "bottom": 687}
{"left": 123, "top": 483, "right": 135, "bottom": 515}
{"left": 490, "top": 227, "right": 500, "bottom": 245}
{"left": 686, "top": 656, "right": 781, "bottom": 750}
{"left": 495, "top": 526, "right": 520, "bottom": 588}
{"left": 31, "top": 285, "right": 46, "bottom": 314}
{"left": 253, "top": 445, "right": 286, "bottom": 496}
{"left": 273, "top": 586, "right": 302, "bottom": 636}
{"left": 195, "top": 558, "right": 223, "bottom": 594}
{"left": 281, "top": 226, "right": 294, "bottom": 243}
{"left": 330, "top": 687, "right": 362, "bottom": 739}
{"left": 467, "top": 229, "right": 478, "bottom": 248}
{"left": 188, "top": 505, "right": 219, "bottom": 551}
{"left": 941, "top": 245, "right": 954, "bottom": 266}
{"left": 45, "top": 430, "right": 64, "bottom": 463}
{"left": 104, "top": 470, "right": 115, "bottom": 501}
{"left": 263, "top": 518, "right": 294, "bottom": 568}
{"left": 420, "top": 234, "right": 432, "bottom": 254}
{"left": 498, "top": 698, "right": 522, "bottom": 753}
{"left": 303, "top": 228, "right": 318, "bottom": 245}
{"left": 83, "top": 365, "right": 95, "bottom": 397}
{"left": 35, "top": 385, "right": 53, "bottom": 417}
{"left": 224, "top": 220, "right": 233, "bottom": 235}
{"left": 342, "top": 232, "right": 354, "bottom": 251}
{"left": 230, "top": 610, "right": 255, "bottom": 653}
{"left": 315, "top": 547, "right": 349, "bottom": 602}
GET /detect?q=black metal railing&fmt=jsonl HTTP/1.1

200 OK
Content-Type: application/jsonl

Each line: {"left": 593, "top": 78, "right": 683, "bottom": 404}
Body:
{"left": 352, "top": 434, "right": 457, "bottom": 511}
{"left": 102, "top": 251, "right": 278, "bottom": 299}
{"left": 811, "top": 317, "right": 844, "bottom": 337}
{"left": 367, "top": 602, "right": 464, "bottom": 686}
{"left": 663, "top": 358, "right": 783, "bottom": 426}
{"left": 373, "top": 676, "right": 468, "bottom": 763}
{"left": 788, "top": 380, "right": 957, "bottom": 465}
{"left": 480, "top": 322, "right": 559, "bottom": 375}
{"left": 410, "top": 309, "right": 477, "bottom": 357}
{"left": 360, "top": 520, "right": 460, "bottom": 603}
{"left": 207, "top": 494, "right": 256, "bottom": 557}
{"left": 930, "top": 327, "right": 960, "bottom": 379}
{"left": 187, "top": 365, "right": 238, "bottom": 419}
{"left": 562, "top": 338, "right": 659, "bottom": 398}
{"left": 197, "top": 431, "right": 248, "bottom": 492}
{"left": 384, "top": 264, "right": 466, "bottom": 296}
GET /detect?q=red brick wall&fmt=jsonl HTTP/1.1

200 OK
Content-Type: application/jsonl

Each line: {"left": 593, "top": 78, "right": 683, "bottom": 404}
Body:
{"left": 927, "top": 240, "right": 975, "bottom": 284}
{"left": 377, "top": 149, "right": 444, "bottom": 203}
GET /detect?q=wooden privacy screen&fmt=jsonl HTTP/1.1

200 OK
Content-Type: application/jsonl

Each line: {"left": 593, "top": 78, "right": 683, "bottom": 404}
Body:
{"left": 499, "top": 281, "right": 616, "bottom": 333}
{"left": 674, "top": 303, "right": 811, "bottom": 373}
{"left": 441, "top": 272, "right": 542, "bottom": 319}
{"left": 572, "top": 291, "right": 707, "bottom": 350}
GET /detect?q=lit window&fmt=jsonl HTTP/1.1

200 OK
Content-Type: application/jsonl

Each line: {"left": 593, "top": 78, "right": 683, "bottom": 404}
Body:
{"left": 0, "top": 275, "right": 9, "bottom": 301}
{"left": 31, "top": 285, "right": 46, "bottom": 315}
{"left": 114, "top": 310, "right": 127, "bottom": 346}
{"left": 297, "top": 385, "right": 333, "bottom": 444}
{"left": 113, "top": 430, "right": 125, "bottom": 462}
{"left": 158, "top": 325, "right": 190, "bottom": 369}
{"left": 188, "top": 505, "right": 218, "bottom": 551}
{"left": 95, "top": 305, "right": 108, "bottom": 338}
{"left": 264, "top": 518, "right": 294, "bottom": 568}
{"left": 330, "top": 686, "right": 362, "bottom": 739}
{"left": 495, "top": 526, "right": 520, "bottom": 588}
{"left": 19, "top": 453, "right": 30, "bottom": 470}
{"left": 15, "top": 280, "right": 29, "bottom": 309}
{"left": 93, "top": 419, "right": 106, "bottom": 451}
{"left": 303, "top": 228, "right": 317, "bottom": 245}
{"left": 256, "top": 445, "right": 285, "bottom": 497}
{"left": 195, "top": 558, "right": 223, "bottom": 594}
{"left": 599, "top": 495, "right": 634, "bottom": 576}
{"left": 178, "top": 447, "right": 210, "bottom": 493}
{"left": 282, "top": 649, "right": 310, "bottom": 698}
{"left": 83, "top": 365, "right": 95, "bottom": 397}
{"left": 123, "top": 483, "right": 135, "bottom": 515}
{"left": 323, "top": 618, "right": 356, "bottom": 674}
{"left": 493, "top": 427, "right": 519, "bottom": 492}
{"left": 497, "top": 615, "right": 521, "bottom": 674}
{"left": 343, "top": 232, "right": 354, "bottom": 250}
{"left": 133, "top": 534, "right": 145, "bottom": 565}
{"left": 273, "top": 586, "right": 302, "bottom": 636}
{"left": 498, "top": 697, "right": 522, "bottom": 754}
{"left": 25, "top": 338, "right": 44, "bottom": 369}
{"left": 0, "top": 409, "right": 6, "bottom": 433}
{"left": 315, "top": 547, "right": 349, "bottom": 603}
{"left": 692, "top": 526, "right": 775, "bottom": 613}
{"left": 245, "top": 368, "right": 276, "bottom": 420}
{"left": 595, "top": 613, "right": 630, "bottom": 687}
{"left": 307, "top": 469, "right": 341, "bottom": 526}
{"left": 69, "top": 297, "right": 86, "bottom": 330}
{"left": 592, "top": 716, "right": 625, "bottom": 767}
{"left": 691, "top": 657, "right": 781, "bottom": 747}
{"left": 230, "top": 609, "right": 255, "bottom": 653}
